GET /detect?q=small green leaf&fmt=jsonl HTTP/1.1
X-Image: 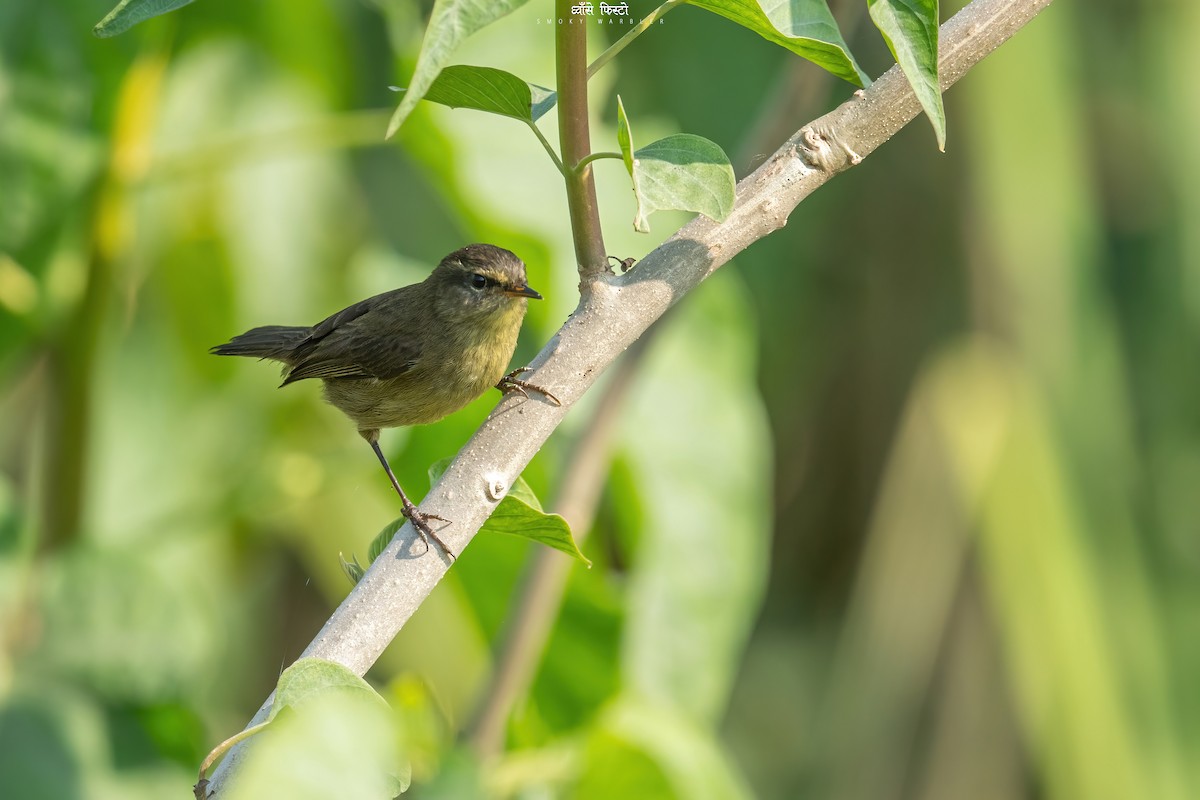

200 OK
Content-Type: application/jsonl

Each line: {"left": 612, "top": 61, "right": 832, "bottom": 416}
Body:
{"left": 687, "top": 0, "right": 869, "bottom": 87}
{"left": 486, "top": 476, "right": 591, "bottom": 566}
{"left": 93, "top": 0, "right": 196, "bottom": 37}
{"left": 619, "top": 271, "right": 772, "bottom": 723}
{"left": 579, "top": 697, "right": 753, "bottom": 798}
{"left": 339, "top": 552, "right": 367, "bottom": 585}
{"left": 616, "top": 96, "right": 635, "bottom": 174}
{"left": 386, "top": 0, "right": 532, "bottom": 138}
{"left": 269, "top": 658, "right": 390, "bottom": 723}
{"left": 868, "top": 0, "right": 945, "bottom": 150}
{"left": 344, "top": 462, "right": 589, "bottom": 582}
{"left": 430, "top": 459, "right": 591, "bottom": 565}
{"left": 367, "top": 518, "right": 403, "bottom": 566}
{"left": 528, "top": 86, "right": 558, "bottom": 125}
{"left": 405, "top": 65, "right": 557, "bottom": 123}
{"left": 228, "top": 659, "right": 408, "bottom": 799}
{"left": 343, "top": 517, "right": 405, "bottom": 586}
{"left": 620, "top": 125, "right": 736, "bottom": 233}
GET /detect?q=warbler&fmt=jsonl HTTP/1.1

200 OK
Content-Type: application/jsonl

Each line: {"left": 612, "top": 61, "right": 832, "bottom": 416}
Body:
{"left": 211, "top": 243, "right": 556, "bottom": 558}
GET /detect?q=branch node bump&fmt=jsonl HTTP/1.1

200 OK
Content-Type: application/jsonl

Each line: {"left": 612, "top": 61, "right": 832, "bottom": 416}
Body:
{"left": 798, "top": 125, "right": 863, "bottom": 171}
{"left": 485, "top": 474, "right": 509, "bottom": 502}
{"left": 798, "top": 127, "right": 838, "bottom": 172}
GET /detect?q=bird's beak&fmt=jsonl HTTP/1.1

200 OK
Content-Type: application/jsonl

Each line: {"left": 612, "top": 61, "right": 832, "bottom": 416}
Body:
{"left": 506, "top": 284, "right": 543, "bottom": 300}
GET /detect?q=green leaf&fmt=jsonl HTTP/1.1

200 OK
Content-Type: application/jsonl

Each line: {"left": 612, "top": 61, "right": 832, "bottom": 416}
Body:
{"left": 386, "top": 0, "right": 532, "bottom": 138}
{"left": 619, "top": 272, "right": 772, "bottom": 724}
{"left": 576, "top": 697, "right": 754, "bottom": 799}
{"left": 868, "top": 0, "right": 945, "bottom": 150}
{"left": 0, "top": 696, "right": 98, "bottom": 800}
{"left": 575, "top": 728, "right": 675, "bottom": 799}
{"left": 429, "top": 459, "right": 591, "bottom": 565}
{"left": 367, "top": 518, "right": 401, "bottom": 565}
{"left": 228, "top": 659, "right": 408, "bottom": 800}
{"left": 338, "top": 553, "right": 367, "bottom": 585}
{"left": 618, "top": 112, "right": 736, "bottom": 233}
{"left": 93, "top": 0, "right": 196, "bottom": 37}
{"left": 616, "top": 96, "right": 635, "bottom": 174}
{"left": 487, "top": 474, "right": 591, "bottom": 566}
{"left": 344, "top": 462, "right": 589, "bottom": 583}
{"left": 413, "top": 65, "right": 557, "bottom": 123}
{"left": 269, "top": 658, "right": 391, "bottom": 723}
{"left": 687, "top": 0, "right": 869, "bottom": 87}
{"left": 343, "top": 516, "right": 404, "bottom": 586}
{"left": 37, "top": 546, "right": 215, "bottom": 702}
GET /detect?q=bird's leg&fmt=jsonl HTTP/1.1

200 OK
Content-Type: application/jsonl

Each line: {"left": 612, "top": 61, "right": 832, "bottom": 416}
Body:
{"left": 497, "top": 367, "right": 562, "bottom": 407}
{"left": 363, "top": 432, "right": 454, "bottom": 560}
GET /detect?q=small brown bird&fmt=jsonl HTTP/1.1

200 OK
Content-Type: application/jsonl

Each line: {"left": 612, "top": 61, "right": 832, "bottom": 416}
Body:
{"left": 211, "top": 243, "right": 555, "bottom": 557}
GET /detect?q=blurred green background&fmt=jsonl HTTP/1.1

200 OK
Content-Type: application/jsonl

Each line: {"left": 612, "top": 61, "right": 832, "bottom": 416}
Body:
{"left": 1, "top": 0, "right": 1197, "bottom": 797}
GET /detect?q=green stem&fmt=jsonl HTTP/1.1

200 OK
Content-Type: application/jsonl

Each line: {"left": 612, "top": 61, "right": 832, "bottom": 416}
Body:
{"left": 198, "top": 720, "right": 271, "bottom": 781}
{"left": 43, "top": 196, "right": 109, "bottom": 551}
{"left": 587, "top": 0, "right": 686, "bottom": 80}
{"left": 556, "top": 0, "right": 608, "bottom": 276}
{"left": 527, "top": 120, "right": 568, "bottom": 178}
{"left": 574, "top": 151, "right": 624, "bottom": 171}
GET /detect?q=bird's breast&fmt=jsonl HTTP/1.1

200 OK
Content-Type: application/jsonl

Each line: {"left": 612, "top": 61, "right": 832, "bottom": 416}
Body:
{"left": 322, "top": 303, "right": 525, "bottom": 431}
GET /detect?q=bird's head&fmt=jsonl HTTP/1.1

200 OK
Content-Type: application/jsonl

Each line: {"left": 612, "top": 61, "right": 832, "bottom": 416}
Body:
{"left": 430, "top": 244, "right": 541, "bottom": 326}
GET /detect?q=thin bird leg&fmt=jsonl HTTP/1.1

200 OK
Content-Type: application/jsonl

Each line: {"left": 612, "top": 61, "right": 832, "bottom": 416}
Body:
{"left": 366, "top": 437, "right": 454, "bottom": 560}
{"left": 497, "top": 367, "right": 562, "bottom": 407}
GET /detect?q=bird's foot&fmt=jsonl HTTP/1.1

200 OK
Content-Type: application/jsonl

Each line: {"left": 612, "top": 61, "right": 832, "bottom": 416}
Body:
{"left": 401, "top": 502, "right": 455, "bottom": 561}
{"left": 498, "top": 367, "right": 562, "bottom": 406}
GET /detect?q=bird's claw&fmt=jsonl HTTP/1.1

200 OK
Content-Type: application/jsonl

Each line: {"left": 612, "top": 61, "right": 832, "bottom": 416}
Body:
{"left": 402, "top": 503, "right": 455, "bottom": 560}
{"left": 498, "top": 367, "right": 562, "bottom": 407}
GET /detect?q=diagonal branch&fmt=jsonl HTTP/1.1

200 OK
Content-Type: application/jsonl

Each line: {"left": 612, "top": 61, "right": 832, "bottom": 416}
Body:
{"left": 205, "top": 0, "right": 1056, "bottom": 790}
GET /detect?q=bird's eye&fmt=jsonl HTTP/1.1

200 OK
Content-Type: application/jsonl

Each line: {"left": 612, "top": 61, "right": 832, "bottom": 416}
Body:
{"left": 470, "top": 273, "right": 488, "bottom": 290}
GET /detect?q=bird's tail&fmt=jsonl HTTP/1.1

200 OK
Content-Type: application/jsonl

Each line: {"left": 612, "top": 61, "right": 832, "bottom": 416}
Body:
{"left": 210, "top": 325, "right": 310, "bottom": 361}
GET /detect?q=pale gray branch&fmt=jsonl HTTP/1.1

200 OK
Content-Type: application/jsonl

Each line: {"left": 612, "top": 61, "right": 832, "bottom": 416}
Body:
{"left": 206, "top": 0, "right": 1055, "bottom": 790}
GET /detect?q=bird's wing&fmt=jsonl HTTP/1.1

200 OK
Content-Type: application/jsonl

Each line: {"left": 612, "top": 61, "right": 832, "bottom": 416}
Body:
{"left": 282, "top": 329, "right": 422, "bottom": 384}
{"left": 280, "top": 289, "right": 423, "bottom": 384}
{"left": 301, "top": 295, "right": 377, "bottom": 344}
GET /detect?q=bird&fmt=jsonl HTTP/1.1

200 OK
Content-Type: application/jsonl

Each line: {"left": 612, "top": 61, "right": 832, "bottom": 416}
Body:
{"left": 211, "top": 243, "right": 557, "bottom": 558}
